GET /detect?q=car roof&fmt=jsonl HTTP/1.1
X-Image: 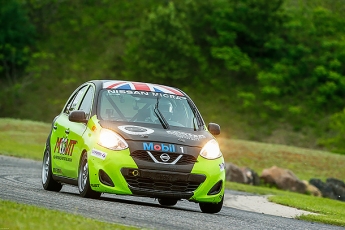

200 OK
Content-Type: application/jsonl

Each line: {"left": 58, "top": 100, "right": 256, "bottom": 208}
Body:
{"left": 95, "top": 80, "right": 185, "bottom": 96}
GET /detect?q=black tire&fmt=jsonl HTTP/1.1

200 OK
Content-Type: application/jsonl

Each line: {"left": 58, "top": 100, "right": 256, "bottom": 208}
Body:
{"left": 158, "top": 198, "right": 178, "bottom": 206}
{"left": 41, "top": 146, "right": 62, "bottom": 192}
{"left": 199, "top": 196, "right": 224, "bottom": 214}
{"left": 78, "top": 153, "right": 101, "bottom": 199}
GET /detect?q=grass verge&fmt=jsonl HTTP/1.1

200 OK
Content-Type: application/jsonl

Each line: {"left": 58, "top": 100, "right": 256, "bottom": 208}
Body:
{"left": 219, "top": 137, "right": 345, "bottom": 182}
{"left": 0, "top": 199, "right": 137, "bottom": 230}
{"left": 226, "top": 182, "right": 345, "bottom": 227}
{"left": 0, "top": 118, "right": 50, "bottom": 160}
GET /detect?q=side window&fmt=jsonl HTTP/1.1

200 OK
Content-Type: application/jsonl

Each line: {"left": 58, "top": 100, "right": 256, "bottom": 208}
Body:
{"left": 63, "top": 86, "right": 87, "bottom": 114}
{"left": 78, "top": 86, "right": 95, "bottom": 119}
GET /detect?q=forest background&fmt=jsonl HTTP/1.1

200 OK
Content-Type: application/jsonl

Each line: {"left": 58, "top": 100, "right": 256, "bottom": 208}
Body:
{"left": 2, "top": 0, "right": 345, "bottom": 154}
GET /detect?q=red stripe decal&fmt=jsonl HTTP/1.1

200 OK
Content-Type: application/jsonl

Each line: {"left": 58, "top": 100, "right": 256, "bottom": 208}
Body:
{"left": 106, "top": 81, "right": 124, "bottom": 89}
{"left": 159, "top": 85, "right": 184, "bottom": 96}
{"left": 133, "top": 82, "right": 151, "bottom": 91}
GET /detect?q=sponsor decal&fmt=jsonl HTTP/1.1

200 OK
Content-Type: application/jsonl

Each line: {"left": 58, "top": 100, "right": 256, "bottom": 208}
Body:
{"left": 53, "top": 168, "right": 62, "bottom": 173}
{"left": 91, "top": 184, "right": 100, "bottom": 188}
{"left": 104, "top": 81, "right": 184, "bottom": 96}
{"left": 118, "top": 125, "right": 154, "bottom": 135}
{"left": 166, "top": 130, "right": 206, "bottom": 141}
{"left": 91, "top": 149, "right": 107, "bottom": 160}
{"left": 53, "top": 155, "right": 72, "bottom": 162}
{"left": 107, "top": 90, "right": 185, "bottom": 100}
{"left": 54, "top": 137, "right": 77, "bottom": 156}
{"left": 219, "top": 162, "right": 225, "bottom": 172}
{"left": 143, "top": 142, "right": 176, "bottom": 152}
{"left": 108, "top": 90, "right": 149, "bottom": 96}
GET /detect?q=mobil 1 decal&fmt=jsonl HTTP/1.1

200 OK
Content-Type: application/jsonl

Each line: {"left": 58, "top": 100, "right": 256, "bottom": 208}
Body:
{"left": 142, "top": 142, "right": 186, "bottom": 154}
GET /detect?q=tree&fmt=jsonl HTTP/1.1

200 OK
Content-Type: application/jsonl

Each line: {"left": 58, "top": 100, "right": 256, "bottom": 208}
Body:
{"left": 123, "top": 1, "right": 204, "bottom": 87}
{"left": 0, "top": 0, "right": 36, "bottom": 84}
{"left": 123, "top": 0, "right": 287, "bottom": 89}
{"left": 257, "top": 6, "right": 345, "bottom": 114}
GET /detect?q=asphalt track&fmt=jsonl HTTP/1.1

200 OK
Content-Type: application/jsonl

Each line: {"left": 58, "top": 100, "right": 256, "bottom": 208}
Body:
{"left": 0, "top": 155, "right": 344, "bottom": 230}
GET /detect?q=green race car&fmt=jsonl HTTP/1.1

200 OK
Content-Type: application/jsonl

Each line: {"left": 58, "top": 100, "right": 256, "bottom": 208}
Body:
{"left": 41, "top": 80, "right": 225, "bottom": 213}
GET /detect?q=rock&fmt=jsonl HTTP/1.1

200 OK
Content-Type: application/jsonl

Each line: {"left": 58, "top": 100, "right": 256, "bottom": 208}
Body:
{"left": 309, "top": 178, "right": 345, "bottom": 201}
{"left": 225, "top": 163, "right": 247, "bottom": 184}
{"left": 260, "top": 166, "right": 307, "bottom": 194}
{"left": 225, "top": 163, "right": 261, "bottom": 185}
{"left": 302, "top": 180, "right": 322, "bottom": 197}
{"left": 242, "top": 167, "right": 260, "bottom": 186}
{"left": 310, "top": 178, "right": 334, "bottom": 199}
{"left": 309, "top": 178, "right": 324, "bottom": 191}
{"left": 326, "top": 178, "right": 345, "bottom": 188}
{"left": 326, "top": 178, "right": 345, "bottom": 201}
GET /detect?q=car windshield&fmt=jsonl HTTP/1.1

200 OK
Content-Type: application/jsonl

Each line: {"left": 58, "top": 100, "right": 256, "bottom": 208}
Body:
{"left": 98, "top": 89, "right": 202, "bottom": 129}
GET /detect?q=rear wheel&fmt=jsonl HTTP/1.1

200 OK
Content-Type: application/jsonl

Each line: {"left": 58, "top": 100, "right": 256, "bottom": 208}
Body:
{"left": 158, "top": 198, "right": 178, "bottom": 206}
{"left": 42, "top": 147, "right": 62, "bottom": 191}
{"left": 78, "top": 153, "right": 101, "bottom": 199}
{"left": 199, "top": 196, "right": 224, "bottom": 214}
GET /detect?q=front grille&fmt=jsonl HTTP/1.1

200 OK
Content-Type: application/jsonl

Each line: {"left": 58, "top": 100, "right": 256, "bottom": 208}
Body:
{"left": 131, "top": 150, "right": 197, "bottom": 165}
{"left": 125, "top": 176, "right": 200, "bottom": 192}
{"left": 121, "top": 168, "right": 205, "bottom": 195}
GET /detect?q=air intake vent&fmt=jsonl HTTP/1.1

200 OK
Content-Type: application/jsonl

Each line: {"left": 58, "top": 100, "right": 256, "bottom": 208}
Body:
{"left": 207, "top": 180, "right": 223, "bottom": 195}
{"left": 99, "top": 170, "right": 114, "bottom": 187}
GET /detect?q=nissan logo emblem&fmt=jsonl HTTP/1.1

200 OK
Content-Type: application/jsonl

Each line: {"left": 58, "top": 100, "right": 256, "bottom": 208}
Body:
{"left": 160, "top": 153, "right": 170, "bottom": 162}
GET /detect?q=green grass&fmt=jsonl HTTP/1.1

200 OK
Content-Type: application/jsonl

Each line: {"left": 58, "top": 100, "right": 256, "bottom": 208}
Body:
{"left": 0, "top": 199, "right": 137, "bottom": 230}
{"left": 271, "top": 194, "right": 345, "bottom": 226}
{"left": 226, "top": 182, "right": 345, "bottom": 227}
{"left": 218, "top": 138, "right": 345, "bottom": 182}
{"left": 1, "top": 117, "right": 345, "bottom": 227}
{"left": 0, "top": 118, "right": 50, "bottom": 160}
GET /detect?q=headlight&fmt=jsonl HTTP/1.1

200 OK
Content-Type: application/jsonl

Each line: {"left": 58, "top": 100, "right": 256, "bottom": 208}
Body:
{"left": 98, "top": 128, "right": 128, "bottom": 150}
{"left": 200, "top": 139, "right": 221, "bottom": 159}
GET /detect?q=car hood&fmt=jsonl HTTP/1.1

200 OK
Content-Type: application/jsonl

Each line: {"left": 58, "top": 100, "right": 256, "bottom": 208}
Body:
{"left": 99, "top": 121, "right": 214, "bottom": 147}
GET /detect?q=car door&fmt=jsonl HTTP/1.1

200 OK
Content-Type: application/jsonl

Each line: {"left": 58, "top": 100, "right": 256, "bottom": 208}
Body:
{"left": 66, "top": 84, "right": 95, "bottom": 178}
{"left": 50, "top": 84, "right": 89, "bottom": 179}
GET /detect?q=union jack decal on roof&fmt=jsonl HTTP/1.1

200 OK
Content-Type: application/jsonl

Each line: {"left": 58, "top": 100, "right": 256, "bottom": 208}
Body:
{"left": 103, "top": 81, "right": 184, "bottom": 96}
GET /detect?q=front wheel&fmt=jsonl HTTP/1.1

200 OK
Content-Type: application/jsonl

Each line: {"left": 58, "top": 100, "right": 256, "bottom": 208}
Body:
{"left": 78, "top": 153, "right": 101, "bottom": 199}
{"left": 199, "top": 196, "right": 224, "bottom": 214}
{"left": 42, "top": 147, "right": 62, "bottom": 192}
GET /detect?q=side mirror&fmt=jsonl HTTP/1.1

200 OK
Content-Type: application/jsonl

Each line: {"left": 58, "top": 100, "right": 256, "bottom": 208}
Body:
{"left": 208, "top": 123, "right": 220, "bottom": 135}
{"left": 69, "top": 110, "right": 87, "bottom": 123}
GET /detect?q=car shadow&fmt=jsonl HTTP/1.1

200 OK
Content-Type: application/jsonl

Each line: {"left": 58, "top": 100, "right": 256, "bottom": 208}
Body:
{"left": 59, "top": 190, "right": 200, "bottom": 213}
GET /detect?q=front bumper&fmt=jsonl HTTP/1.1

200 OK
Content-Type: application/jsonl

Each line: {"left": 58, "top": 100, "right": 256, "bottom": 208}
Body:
{"left": 88, "top": 145, "right": 225, "bottom": 203}
{"left": 121, "top": 168, "right": 206, "bottom": 199}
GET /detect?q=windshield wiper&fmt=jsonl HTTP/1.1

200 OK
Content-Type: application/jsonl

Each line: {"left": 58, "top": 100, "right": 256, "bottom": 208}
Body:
{"left": 154, "top": 96, "right": 170, "bottom": 130}
{"left": 192, "top": 117, "right": 197, "bottom": 131}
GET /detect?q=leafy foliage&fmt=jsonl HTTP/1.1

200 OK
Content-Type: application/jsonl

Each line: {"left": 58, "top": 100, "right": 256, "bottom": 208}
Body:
{"left": 0, "top": 0, "right": 36, "bottom": 83}
{"left": 257, "top": 6, "right": 345, "bottom": 113}
{"left": 124, "top": 0, "right": 286, "bottom": 89}
{"left": 123, "top": 1, "right": 204, "bottom": 86}
{"left": 319, "top": 110, "right": 345, "bottom": 154}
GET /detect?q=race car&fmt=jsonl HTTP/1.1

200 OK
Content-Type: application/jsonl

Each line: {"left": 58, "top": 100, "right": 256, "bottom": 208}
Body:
{"left": 41, "top": 80, "right": 225, "bottom": 213}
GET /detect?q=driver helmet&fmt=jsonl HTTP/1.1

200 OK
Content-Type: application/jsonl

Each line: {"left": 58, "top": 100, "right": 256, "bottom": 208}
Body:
{"left": 159, "top": 101, "right": 173, "bottom": 120}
